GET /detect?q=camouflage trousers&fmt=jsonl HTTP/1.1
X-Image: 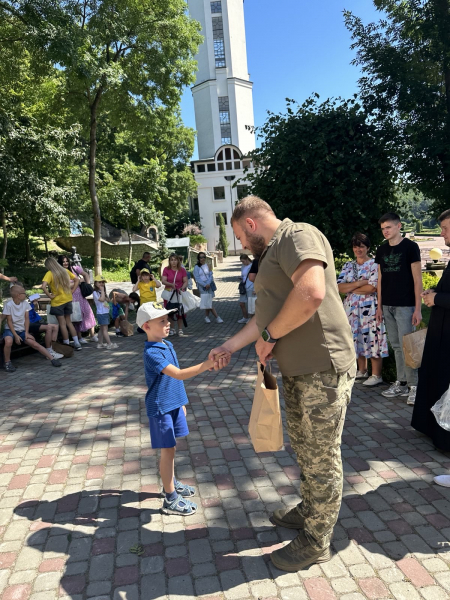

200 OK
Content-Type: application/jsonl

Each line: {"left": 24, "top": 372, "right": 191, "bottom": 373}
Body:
{"left": 282, "top": 366, "right": 355, "bottom": 550}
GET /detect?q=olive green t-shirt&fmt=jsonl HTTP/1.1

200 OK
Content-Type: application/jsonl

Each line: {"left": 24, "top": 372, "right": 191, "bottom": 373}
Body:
{"left": 254, "top": 219, "right": 354, "bottom": 377}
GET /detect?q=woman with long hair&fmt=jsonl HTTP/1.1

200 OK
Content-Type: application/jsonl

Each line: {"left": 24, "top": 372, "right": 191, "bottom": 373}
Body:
{"left": 193, "top": 253, "right": 223, "bottom": 324}
{"left": 161, "top": 254, "right": 188, "bottom": 336}
{"left": 42, "top": 256, "right": 82, "bottom": 350}
{"left": 57, "top": 255, "right": 97, "bottom": 343}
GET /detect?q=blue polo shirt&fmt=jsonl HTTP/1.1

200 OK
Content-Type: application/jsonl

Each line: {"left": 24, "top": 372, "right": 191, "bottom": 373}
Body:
{"left": 143, "top": 339, "right": 188, "bottom": 417}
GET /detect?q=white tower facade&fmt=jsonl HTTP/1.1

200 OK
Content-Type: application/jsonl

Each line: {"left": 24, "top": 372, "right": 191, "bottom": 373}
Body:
{"left": 188, "top": 0, "right": 256, "bottom": 253}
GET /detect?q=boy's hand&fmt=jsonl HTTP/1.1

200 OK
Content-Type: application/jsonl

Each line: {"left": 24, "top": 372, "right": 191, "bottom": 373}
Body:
{"left": 14, "top": 335, "right": 22, "bottom": 345}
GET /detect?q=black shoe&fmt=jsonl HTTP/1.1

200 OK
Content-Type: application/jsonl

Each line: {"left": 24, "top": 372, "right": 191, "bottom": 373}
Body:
{"left": 51, "top": 359, "right": 62, "bottom": 367}
{"left": 115, "top": 331, "right": 125, "bottom": 337}
{"left": 4, "top": 362, "right": 16, "bottom": 373}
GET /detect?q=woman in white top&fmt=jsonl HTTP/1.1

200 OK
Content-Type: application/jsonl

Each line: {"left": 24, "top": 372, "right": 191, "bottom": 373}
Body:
{"left": 193, "top": 253, "right": 223, "bottom": 324}
{"left": 238, "top": 254, "right": 254, "bottom": 324}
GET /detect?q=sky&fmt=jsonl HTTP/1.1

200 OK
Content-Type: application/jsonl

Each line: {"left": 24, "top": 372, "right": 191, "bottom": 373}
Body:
{"left": 181, "top": 0, "right": 383, "bottom": 159}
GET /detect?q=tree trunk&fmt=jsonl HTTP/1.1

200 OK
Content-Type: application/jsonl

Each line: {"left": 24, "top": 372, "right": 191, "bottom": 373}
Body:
{"left": 43, "top": 234, "right": 48, "bottom": 256}
{"left": 127, "top": 221, "right": 132, "bottom": 269}
{"left": 1, "top": 210, "right": 7, "bottom": 266}
{"left": 434, "top": 0, "right": 450, "bottom": 191}
{"left": 89, "top": 91, "right": 103, "bottom": 275}
{"left": 23, "top": 223, "right": 31, "bottom": 262}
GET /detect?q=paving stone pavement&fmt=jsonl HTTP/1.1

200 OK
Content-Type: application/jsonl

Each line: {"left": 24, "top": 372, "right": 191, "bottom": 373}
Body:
{"left": 1, "top": 256, "right": 450, "bottom": 600}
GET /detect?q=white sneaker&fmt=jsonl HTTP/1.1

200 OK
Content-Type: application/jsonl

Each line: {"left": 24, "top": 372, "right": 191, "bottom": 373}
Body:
{"left": 363, "top": 375, "right": 383, "bottom": 387}
{"left": 434, "top": 475, "right": 450, "bottom": 488}
{"left": 90, "top": 334, "right": 99, "bottom": 342}
{"left": 49, "top": 349, "right": 64, "bottom": 360}
{"left": 205, "top": 317, "right": 211, "bottom": 324}
{"left": 216, "top": 317, "right": 224, "bottom": 324}
{"left": 177, "top": 330, "right": 185, "bottom": 336}
{"left": 169, "top": 329, "right": 176, "bottom": 336}
{"left": 381, "top": 381, "right": 408, "bottom": 398}
{"left": 237, "top": 317, "right": 248, "bottom": 324}
{"left": 356, "top": 370, "right": 368, "bottom": 380}
{"left": 97, "top": 343, "right": 107, "bottom": 349}
{"left": 106, "top": 343, "right": 118, "bottom": 349}
{"left": 80, "top": 338, "right": 88, "bottom": 344}
{"left": 407, "top": 386, "right": 417, "bottom": 405}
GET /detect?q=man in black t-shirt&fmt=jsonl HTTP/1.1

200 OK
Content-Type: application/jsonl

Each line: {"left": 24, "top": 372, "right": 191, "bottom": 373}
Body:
{"left": 375, "top": 213, "right": 422, "bottom": 404}
{"left": 130, "top": 252, "right": 151, "bottom": 284}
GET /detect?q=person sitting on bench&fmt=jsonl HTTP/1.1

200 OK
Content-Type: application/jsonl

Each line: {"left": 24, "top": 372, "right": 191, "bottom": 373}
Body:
{"left": 2, "top": 286, "right": 62, "bottom": 373}
{"left": 27, "top": 294, "right": 64, "bottom": 360}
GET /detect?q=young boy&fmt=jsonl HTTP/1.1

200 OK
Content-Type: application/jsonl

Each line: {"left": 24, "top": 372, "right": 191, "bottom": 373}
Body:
{"left": 2, "top": 286, "right": 62, "bottom": 372}
{"left": 137, "top": 301, "right": 215, "bottom": 515}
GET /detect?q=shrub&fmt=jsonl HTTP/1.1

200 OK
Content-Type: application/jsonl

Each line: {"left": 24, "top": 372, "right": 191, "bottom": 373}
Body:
{"left": 422, "top": 272, "right": 439, "bottom": 290}
{"left": 182, "top": 224, "right": 202, "bottom": 236}
{"left": 189, "top": 234, "right": 207, "bottom": 247}
{"left": 217, "top": 214, "right": 228, "bottom": 257}
{"left": 82, "top": 227, "right": 94, "bottom": 236}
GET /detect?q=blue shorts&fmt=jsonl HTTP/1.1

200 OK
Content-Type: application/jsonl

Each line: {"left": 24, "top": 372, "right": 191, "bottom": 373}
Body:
{"left": 3, "top": 330, "right": 26, "bottom": 341}
{"left": 97, "top": 313, "right": 110, "bottom": 325}
{"left": 149, "top": 407, "right": 189, "bottom": 448}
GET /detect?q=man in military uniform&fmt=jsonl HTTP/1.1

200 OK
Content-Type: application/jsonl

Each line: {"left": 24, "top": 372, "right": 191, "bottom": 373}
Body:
{"left": 209, "top": 196, "right": 355, "bottom": 571}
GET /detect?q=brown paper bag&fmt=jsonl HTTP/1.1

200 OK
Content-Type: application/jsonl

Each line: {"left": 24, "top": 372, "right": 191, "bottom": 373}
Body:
{"left": 120, "top": 320, "right": 134, "bottom": 337}
{"left": 403, "top": 327, "right": 427, "bottom": 369}
{"left": 248, "top": 362, "right": 284, "bottom": 453}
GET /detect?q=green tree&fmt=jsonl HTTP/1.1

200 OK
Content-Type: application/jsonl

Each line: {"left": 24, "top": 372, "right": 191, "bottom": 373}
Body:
{"left": 217, "top": 213, "right": 228, "bottom": 258}
{"left": 1, "top": 0, "right": 201, "bottom": 274}
{"left": 344, "top": 0, "right": 450, "bottom": 215}
{"left": 245, "top": 96, "right": 396, "bottom": 255}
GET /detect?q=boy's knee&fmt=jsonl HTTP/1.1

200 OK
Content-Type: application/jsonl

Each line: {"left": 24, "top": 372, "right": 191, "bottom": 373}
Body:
{"left": 4, "top": 337, "right": 13, "bottom": 347}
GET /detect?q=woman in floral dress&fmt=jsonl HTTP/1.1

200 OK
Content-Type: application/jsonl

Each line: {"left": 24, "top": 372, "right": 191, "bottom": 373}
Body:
{"left": 337, "top": 233, "right": 388, "bottom": 386}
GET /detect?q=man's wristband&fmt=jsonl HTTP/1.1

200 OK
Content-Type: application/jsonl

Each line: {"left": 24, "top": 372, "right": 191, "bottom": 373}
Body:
{"left": 261, "top": 328, "right": 279, "bottom": 344}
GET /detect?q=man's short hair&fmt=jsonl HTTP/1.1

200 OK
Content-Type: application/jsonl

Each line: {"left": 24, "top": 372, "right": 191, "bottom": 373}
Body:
{"left": 143, "top": 252, "right": 150, "bottom": 258}
{"left": 231, "top": 195, "right": 275, "bottom": 224}
{"left": 378, "top": 212, "right": 401, "bottom": 225}
{"left": 351, "top": 232, "right": 371, "bottom": 249}
{"left": 438, "top": 209, "right": 450, "bottom": 223}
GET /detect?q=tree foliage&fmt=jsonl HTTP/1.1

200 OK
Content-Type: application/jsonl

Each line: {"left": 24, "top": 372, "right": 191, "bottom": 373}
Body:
{"left": 344, "top": 0, "right": 450, "bottom": 215}
{"left": 217, "top": 213, "right": 228, "bottom": 258}
{"left": 245, "top": 96, "right": 397, "bottom": 255}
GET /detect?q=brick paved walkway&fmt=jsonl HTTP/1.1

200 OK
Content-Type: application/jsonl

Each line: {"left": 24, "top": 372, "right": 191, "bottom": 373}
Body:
{"left": 1, "top": 257, "right": 450, "bottom": 600}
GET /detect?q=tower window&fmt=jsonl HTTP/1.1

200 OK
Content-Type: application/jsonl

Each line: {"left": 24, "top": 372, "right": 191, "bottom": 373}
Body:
{"left": 197, "top": 164, "right": 205, "bottom": 173}
{"left": 212, "top": 17, "right": 226, "bottom": 68}
{"left": 213, "top": 187, "right": 226, "bottom": 200}
{"left": 215, "top": 212, "right": 228, "bottom": 226}
{"left": 211, "top": 1, "right": 222, "bottom": 13}
{"left": 218, "top": 97, "right": 231, "bottom": 144}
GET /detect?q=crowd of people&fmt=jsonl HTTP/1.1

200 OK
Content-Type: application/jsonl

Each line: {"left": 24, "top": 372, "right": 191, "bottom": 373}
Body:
{"left": 2, "top": 196, "right": 450, "bottom": 571}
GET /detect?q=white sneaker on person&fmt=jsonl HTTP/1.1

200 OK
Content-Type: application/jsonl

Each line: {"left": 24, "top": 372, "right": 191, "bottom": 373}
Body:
{"left": 406, "top": 386, "right": 417, "bottom": 405}
{"left": 97, "top": 343, "right": 107, "bottom": 349}
{"left": 90, "top": 334, "right": 99, "bottom": 342}
{"left": 49, "top": 349, "right": 64, "bottom": 360}
{"left": 216, "top": 317, "right": 224, "bottom": 323}
{"left": 205, "top": 317, "right": 211, "bottom": 324}
{"left": 169, "top": 329, "right": 176, "bottom": 336}
{"left": 106, "top": 343, "right": 118, "bottom": 349}
{"left": 238, "top": 317, "right": 248, "bottom": 324}
{"left": 434, "top": 475, "right": 450, "bottom": 488}
{"left": 382, "top": 381, "right": 409, "bottom": 398}
{"left": 363, "top": 375, "right": 383, "bottom": 387}
{"left": 177, "top": 330, "right": 185, "bottom": 336}
{"left": 80, "top": 338, "right": 88, "bottom": 344}
{"left": 356, "top": 370, "right": 368, "bottom": 380}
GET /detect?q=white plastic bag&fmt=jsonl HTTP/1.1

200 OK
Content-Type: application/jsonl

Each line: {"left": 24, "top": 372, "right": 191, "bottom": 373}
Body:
{"left": 200, "top": 294, "right": 213, "bottom": 310}
{"left": 431, "top": 385, "right": 450, "bottom": 431}
{"left": 181, "top": 290, "right": 200, "bottom": 313}
{"left": 247, "top": 295, "right": 256, "bottom": 315}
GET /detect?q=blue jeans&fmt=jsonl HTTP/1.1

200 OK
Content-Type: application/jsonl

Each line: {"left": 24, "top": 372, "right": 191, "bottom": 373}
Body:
{"left": 382, "top": 305, "right": 418, "bottom": 387}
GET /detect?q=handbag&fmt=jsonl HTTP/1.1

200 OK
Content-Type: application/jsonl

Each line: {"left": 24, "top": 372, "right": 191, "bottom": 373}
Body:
{"left": 80, "top": 282, "right": 94, "bottom": 298}
{"left": 181, "top": 290, "right": 201, "bottom": 313}
{"left": 167, "top": 290, "right": 188, "bottom": 327}
{"left": 200, "top": 294, "right": 213, "bottom": 310}
{"left": 46, "top": 304, "right": 59, "bottom": 325}
{"left": 248, "top": 362, "right": 284, "bottom": 453}
{"left": 52, "top": 340, "right": 74, "bottom": 358}
{"left": 238, "top": 269, "right": 249, "bottom": 295}
{"left": 161, "top": 270, "right": 177, "bottom": 301}
{"left": 402, "top": 324, "right": 427, "bottom": 369}
{"left": 71, "top": 301, "right": 82, "bottom": 322}
{"left": 119, "top": 320, "right": 134, "bottom": 337}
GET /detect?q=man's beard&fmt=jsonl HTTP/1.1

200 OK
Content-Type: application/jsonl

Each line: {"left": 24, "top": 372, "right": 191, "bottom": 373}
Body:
{"left": 246, "top": 231, "right": 267, "bottom": 257}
